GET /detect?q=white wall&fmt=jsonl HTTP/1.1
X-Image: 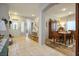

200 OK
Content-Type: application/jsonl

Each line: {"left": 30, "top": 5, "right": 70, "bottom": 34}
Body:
{"left": 0, "top": 4, "right": 9, "bottom": 38}
{"left": 25, "top": 19, "right": 33, "bottom": 35}
{"left": 10, "top": 20, "right": 21, "bottom": 36}
{"left": 10, "top": 18, "right": 33, "bottom": 36}
{"left": 0, "top": 4, "right": 9, "bottom": 20}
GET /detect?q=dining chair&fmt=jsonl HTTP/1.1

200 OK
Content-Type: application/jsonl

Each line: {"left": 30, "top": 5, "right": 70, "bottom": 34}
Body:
{"left": 66, "top": 30, "right": 74, "bottom": 45}
{"left": 52, "top": 31, "right": 62, "bottom": 43}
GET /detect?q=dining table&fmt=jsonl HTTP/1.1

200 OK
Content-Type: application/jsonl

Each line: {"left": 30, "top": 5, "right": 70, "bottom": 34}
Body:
{"left": 58, "top": 31, "right": 71, "bottom": 46}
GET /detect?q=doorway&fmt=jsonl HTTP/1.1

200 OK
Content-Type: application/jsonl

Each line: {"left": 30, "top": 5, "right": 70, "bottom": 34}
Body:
{"left": 45, "top": 3, "right": 76, "bottom": 56}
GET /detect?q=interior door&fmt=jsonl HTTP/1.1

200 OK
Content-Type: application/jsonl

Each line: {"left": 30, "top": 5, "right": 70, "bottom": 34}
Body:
{"left": 76, "top": 3, "right": 79, "bottom": 56}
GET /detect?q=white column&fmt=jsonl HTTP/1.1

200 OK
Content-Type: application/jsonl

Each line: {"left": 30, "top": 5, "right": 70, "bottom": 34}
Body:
{"left": 39, "top": 11, "right": 46, "bottom": 45}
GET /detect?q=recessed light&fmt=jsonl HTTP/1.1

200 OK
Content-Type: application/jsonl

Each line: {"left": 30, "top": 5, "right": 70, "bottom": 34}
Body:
{"left": 36, "top": 17, "right": 39, "bottom": 19}
{"left": 14, "top": 12, "right": 18, "bottom": 15}
{"left": 69, "top": 12, "right": 73, "bottom": 15}
{"left": 61, "top": 8, "right": 66, "bottom": 11}
{"left": 32, "top": 14, "right": 35, "bottom": 17}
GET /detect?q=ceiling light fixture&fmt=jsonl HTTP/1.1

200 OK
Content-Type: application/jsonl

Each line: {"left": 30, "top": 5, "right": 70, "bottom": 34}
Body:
{"left": 32, "top": 14, "right": 35, "bottom": 17}
{"left": 61, "top": 8, "right": 66, "bottom": 11}
{"left": 14, "top": 12, "right": 18, "bottom": 15}
{"left": 69, "top": 12, "right": 73, "bottom": 15}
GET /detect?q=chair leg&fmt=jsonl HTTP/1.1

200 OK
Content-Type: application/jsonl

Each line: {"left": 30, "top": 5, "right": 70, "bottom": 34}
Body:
{"left": 71, "top": 38, "right": 73, "bottom": 44}
{"left": 52, "top": 38, "right": 55, "bottom": 43}
{"left": 69, "top": 39, "right": 71, "bottom": 45}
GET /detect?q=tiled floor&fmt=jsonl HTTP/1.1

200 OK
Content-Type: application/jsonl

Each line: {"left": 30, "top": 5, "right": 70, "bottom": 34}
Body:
{"left": 46, "top": 40, "right": 75, "bottom": 56}
{"left": 8, "top": 35, "right": 65, "bottom": 56}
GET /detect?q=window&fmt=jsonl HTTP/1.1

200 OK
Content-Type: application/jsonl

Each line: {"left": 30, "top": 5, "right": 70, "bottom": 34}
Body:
{"left": 11, "top": 21, "right": 18, "bottom": 30}
{"left": 66, "top": 20, "right": 76, "bottom": 31}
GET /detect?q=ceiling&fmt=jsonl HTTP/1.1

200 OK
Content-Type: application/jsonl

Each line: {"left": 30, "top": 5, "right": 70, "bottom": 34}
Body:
{"left": 8, "top": 3, "right": 48, "bottom": 18}
{"left": 8, "top": 3, "right": 75, "bottom": 20}
{"left": 45, "top": 3, "right": 75, "bottom": 18}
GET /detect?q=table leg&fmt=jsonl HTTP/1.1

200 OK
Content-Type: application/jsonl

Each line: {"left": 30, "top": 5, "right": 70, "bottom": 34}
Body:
{"left": 64, "top": 34, "right": 66, "bottom": 46}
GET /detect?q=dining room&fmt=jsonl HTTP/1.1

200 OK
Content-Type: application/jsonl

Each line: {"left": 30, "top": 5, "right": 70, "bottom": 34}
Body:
{"left": 45, "top": 3, "right": 76, "bottom": 56}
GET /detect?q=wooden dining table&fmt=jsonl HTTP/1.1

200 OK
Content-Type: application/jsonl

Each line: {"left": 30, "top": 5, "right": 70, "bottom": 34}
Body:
{"left": 58, "top": 31, "right": 71, "bottom": 46}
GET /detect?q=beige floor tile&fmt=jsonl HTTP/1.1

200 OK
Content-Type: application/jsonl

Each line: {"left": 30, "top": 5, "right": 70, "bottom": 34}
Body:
{"left": 9, "top": 35, "right": 65, "bottom": 56}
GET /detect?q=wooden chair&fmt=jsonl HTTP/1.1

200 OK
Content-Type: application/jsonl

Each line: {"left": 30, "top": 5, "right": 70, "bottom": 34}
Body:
{"left": 66, "top": 30, "right": 74, "bottom": 45}
{"left": 52, "top": 31, "right": 61, "bottom": 43}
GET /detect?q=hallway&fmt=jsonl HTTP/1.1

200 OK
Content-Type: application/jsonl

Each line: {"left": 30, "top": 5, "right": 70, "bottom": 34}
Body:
{"left": 8, "top": 35, "right": 65, "bottom": 56}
